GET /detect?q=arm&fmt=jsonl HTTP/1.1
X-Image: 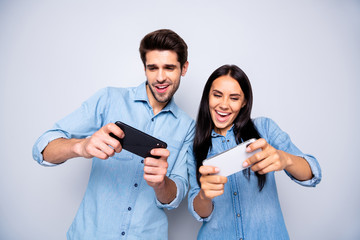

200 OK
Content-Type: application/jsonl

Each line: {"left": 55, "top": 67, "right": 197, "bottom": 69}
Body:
{"left": 42, "top": 123, "right": 124, "bottom": 164}
{"left": 193, "top": 166, "right": 227, "bottom": 218}
{"left": 143, "top": 148, "right": 177, "bottom": 204}
{"left": 243, "top": 138, "right": 312, "bottom": 181}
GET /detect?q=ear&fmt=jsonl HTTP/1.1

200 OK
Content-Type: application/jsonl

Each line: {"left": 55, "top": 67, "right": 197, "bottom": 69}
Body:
{"left": 181, "top": 61, "right": 189, "bottom": 76}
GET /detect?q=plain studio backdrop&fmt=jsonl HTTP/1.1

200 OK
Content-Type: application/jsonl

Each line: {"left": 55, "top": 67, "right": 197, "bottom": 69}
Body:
{"left": 1, "top": 1, "right": 359, "bottom": 239}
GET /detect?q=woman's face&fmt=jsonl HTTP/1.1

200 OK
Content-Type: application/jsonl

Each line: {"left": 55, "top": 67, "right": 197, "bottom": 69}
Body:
{"left": 209, "top": 75, "right": 246, "bottom": 136}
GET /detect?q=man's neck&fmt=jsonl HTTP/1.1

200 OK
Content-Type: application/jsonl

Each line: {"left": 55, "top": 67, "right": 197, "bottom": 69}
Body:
{"left": 146, "top": 85, "right": 168, "bottom": 115}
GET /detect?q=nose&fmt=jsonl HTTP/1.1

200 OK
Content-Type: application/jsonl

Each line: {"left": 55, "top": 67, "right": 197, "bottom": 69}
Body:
{"left": 157, "top": 69, "right": 166, "bottom": 83}
{"left": 219, "top": 97, "right": 230, "bottom": 110}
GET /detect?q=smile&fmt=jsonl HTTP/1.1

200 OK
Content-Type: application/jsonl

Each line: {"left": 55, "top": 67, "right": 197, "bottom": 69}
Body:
{"left": 216, "top": 110, "right": 230, "bottom": 116}
{"left": 155, "top": 84, "right": 169, "bottom": 93}
{"left": 215, "top": 110, "right": 232, "bottom": 123}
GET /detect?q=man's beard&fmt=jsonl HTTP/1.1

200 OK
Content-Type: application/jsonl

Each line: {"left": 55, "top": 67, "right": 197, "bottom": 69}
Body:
{"left": 146, "top": 79, "right": 180, "bottom": 104}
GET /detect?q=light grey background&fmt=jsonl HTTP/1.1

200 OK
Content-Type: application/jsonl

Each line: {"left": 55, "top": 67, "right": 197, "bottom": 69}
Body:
{"left": 1, "top": 1, "right": 359, "bottom": 239}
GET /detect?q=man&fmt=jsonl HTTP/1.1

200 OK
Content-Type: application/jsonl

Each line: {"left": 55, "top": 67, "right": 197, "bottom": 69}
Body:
{"left": 32, "top": 29, "right": 195, "bottom": 239}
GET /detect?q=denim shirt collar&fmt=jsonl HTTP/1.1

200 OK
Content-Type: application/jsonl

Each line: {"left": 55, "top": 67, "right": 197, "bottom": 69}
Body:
{"left": 134, "top": 82, "right": 179, "bottom": 118}
{"left": 211, "top": 124, "right": 235, "bottom": 138}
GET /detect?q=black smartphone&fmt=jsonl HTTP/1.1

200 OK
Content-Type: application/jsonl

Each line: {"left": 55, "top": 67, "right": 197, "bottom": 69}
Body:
{"left": 110, "top": 121, "right": 167, "bottom": 159}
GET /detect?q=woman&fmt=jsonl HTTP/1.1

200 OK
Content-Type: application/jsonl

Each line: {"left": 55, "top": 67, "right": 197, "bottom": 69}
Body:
{"left": 187, "top": 64, "right": 321, "bottom": 239}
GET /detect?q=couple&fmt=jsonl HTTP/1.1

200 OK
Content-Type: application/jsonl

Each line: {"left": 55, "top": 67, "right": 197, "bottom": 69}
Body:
{"left": 33, "top": 29, "right": 321, "bottom": 240}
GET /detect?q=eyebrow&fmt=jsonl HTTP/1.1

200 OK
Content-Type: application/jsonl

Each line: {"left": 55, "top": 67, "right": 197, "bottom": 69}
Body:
{"left": 146, "top": 64, "right": 177, "bottom": 68}
{"left": 212, "top": 89, "right": 241, "bottom": 97}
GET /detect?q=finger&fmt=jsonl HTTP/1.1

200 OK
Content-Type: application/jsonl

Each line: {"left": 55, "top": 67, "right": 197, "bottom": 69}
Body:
{"left": 150, "top": 148, "right": 170, "bottom": 160}
{"left": 200, "top": 181, "right": 226, "bottom": 190}
{"left": 257, "top": 163, "right": 279, "bottom": 175}
{"left": 203, "top": 189, "right": 225, "bottom": 199}
{"left": 200, "top": 175, "right": 228, "bottom": 185}
{"left": 246, "top": 138, "right": 267, "bottom": 153}
{"left": 86, "top": 145, "right": 110, "bottom": 160}
{"left": 96, "top": 141, "right": 116, "bottom": 158}
{"left": 250, "top": 155, "right": 273, "bottom": 172}
{"left": 243, "top": 149, "right": 267, "bottom": 168}
{"left": 106, "top": 123, "right": 125, "bottom": 152}
{"left": 103, "top": 136, "right": 122, "bottom": 153}
{"left": 104, "top": 123, "right": 125, "bottom": 137}
{"left": 143, "top": 174, "right": 165, "bottom": 183}
{"left": 143, "top": 165, "right": 167, "bottom": 175}
{"left": 144, "top": 157, "right": 168, "bottom": 168}
{"left": 199, "top": 165, "right": 220, "bottom": 175}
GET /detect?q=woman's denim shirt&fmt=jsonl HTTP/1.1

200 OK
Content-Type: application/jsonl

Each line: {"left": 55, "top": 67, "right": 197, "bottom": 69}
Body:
{"left": 187, "top": 117, "right": 321, "bottom": 240}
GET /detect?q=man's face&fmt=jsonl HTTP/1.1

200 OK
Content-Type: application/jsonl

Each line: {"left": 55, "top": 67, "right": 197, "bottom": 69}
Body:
{"left": 145, "top": 50, "right": 188, "bottom": 107}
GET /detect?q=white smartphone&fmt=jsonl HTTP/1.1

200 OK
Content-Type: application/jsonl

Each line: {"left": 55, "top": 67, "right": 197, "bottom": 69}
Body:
{"left": 202, "top": 138, "right": 260, "bottom": 176}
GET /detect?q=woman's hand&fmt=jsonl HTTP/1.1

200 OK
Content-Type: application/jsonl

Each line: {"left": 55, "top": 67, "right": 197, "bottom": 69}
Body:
{"left": 242, "top": 138, "right": 313, "bottom": 180}
{"left": 242, "top": 138, "right": 291, "bottom": 175}
{"left": 193, "top": 165, "right": 228, "bottom": 218}
{"left": 198, "top": 165, "right": 228, "bottom": 200}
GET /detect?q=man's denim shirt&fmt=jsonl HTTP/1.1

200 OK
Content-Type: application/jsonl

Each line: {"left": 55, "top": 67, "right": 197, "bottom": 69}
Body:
{"left": 187, "top": 117, "right": 321, "bottom": 240}
{"left": 33, "top": 82, "right": 195, "bottom": 240}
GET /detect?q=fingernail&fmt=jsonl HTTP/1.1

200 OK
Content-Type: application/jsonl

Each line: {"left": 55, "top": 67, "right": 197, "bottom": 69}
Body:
{"left": 246, "top": 146, "right": 251, "bottom": 152}
{"left": 243, "top": 161, "right": 249, "bottom": 167}
{"left": 214, "top": 167, "right": 220, "bottom": 172}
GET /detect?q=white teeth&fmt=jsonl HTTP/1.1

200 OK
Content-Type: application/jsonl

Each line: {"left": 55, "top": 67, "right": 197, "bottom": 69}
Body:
{"left": 157, "top": 86, "right": 167, "bottom": 89}
{"left": 216, "top": 111, "right": 230, "bottom": 116}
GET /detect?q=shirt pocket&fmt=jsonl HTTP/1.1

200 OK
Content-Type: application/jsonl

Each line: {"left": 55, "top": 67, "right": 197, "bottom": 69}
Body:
{"left": 111, "top": 150, "right": 134, "bottom": 161}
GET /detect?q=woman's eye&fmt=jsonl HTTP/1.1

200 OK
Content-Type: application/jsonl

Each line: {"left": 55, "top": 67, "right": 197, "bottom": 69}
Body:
{"left": 231, "top": 98, "right": 240, "bottom": 101}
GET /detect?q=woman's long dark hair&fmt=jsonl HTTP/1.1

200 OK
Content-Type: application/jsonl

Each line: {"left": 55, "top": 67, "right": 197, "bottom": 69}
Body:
{"left": 193, "top": 64, "right": 266, "bottom": 191}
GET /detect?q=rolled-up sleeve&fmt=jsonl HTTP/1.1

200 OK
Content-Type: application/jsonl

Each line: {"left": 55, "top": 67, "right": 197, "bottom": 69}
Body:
{"left": 156, "top": 120, "right": 195, "bottom": 210}
{"left": 254, "top": 117, "right": 322, "bottom": 187}
{"left": 32, "top": 130, "right": 69, "bottom": 166}
{"left": 187, "top": 146, "right": 214, "bottom": 222}
{"left": 32, "top": 88, "right": 109, "bottom": 166}
{"left": 285, "top": 153, "right": 322, "bottom": 187}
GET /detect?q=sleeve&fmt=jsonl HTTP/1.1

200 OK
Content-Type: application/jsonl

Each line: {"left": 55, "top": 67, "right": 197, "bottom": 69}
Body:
{"left": 186, "top": 145, "right": 214, "bottom": 222}
{"left": 254, "top": 117, "right": 322, "bottom": 187}
{"left": 32, "top": 88, "right": 110, "bottom": 166}
{"left": 156, "top": 120, "right": 196, "bottom": 210}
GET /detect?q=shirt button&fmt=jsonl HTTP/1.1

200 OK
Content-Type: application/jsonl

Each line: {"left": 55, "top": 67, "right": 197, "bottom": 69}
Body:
{"left": 128, "top": 207, "right": 132, "bottom": 211}
{"left": 121, "top": 232, "right": 125, "bottom": 235}
{"left": 222, "top": 140, "right": 225, "bottom": 143}
{"left": 227, "top": 139, "right": 229, "bottom": 142}
{"left": 237, "top": 213, "right": 240, "bottom": 217}
{"left": 234, "top": 192, "right": 237, "bottom": 196}
{"left": 134, "top": 183, "right": 138, "bottom": 187}
{"left": 141, "top": 160, "right": 144, "bottom": 164}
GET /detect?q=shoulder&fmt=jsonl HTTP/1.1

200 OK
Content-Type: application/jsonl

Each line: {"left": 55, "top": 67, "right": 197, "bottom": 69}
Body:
{"left": 104, "top": 86, "right": 136, "bottom": 96}
{"left": 252, "top": 116, "right": 278, "bottom": 130}
{"left": 252, "top": 117, "right": 284, "bottom": 141}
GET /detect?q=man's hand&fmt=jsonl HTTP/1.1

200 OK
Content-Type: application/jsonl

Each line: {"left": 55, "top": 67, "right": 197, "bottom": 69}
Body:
{"left": 42, "top": 123, "right": 125, "bottom": 164}
{"left": 77, "top": 123, "right": 124, "bottom": 159}
{"left": 143, "top": 148, "right": 170, "bottom": 188}
{"left": 199, "top": 165, "right": 228, "bottom": 200}
{"left": 143, "top": 148, "right": 177, "bottom": 204}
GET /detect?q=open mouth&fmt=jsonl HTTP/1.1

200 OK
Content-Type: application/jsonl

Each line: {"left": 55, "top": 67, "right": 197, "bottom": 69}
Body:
{"left": 215, "top": 110, "right": 231, "bottom": 122}
{"left": 155, "top": 85, "right": 169, "bottom": 93}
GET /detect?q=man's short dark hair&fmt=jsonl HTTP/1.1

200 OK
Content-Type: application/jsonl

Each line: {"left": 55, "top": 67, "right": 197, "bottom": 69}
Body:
{"left": 139, "top": 29, "right": 188, "bottom": 68}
